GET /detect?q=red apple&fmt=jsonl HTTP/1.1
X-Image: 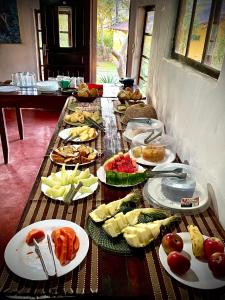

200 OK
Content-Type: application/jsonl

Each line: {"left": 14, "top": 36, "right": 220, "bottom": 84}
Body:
{"left": 208, "top": 252, "right": 225, "bottom": 277}
{"left": 203, "top": 237, "right": 224, "bottom": 260}
{"left": 162, "top": 233, "right": 183, "bottom": 255}
{"left": 167, "top": 251, "right": 191, "bottom": 275}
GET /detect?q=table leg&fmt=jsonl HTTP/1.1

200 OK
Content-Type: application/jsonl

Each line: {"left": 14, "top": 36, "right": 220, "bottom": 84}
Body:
{"left": 0, "top": 108, "right": 9, "bottom": 164}
{"left": 16, "top": 108, "right": 24, "bottom": 139}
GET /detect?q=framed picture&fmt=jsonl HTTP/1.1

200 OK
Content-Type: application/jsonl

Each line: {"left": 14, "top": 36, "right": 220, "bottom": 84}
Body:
{"left": 0, "top": 0, "right": 21, "bottom": 43}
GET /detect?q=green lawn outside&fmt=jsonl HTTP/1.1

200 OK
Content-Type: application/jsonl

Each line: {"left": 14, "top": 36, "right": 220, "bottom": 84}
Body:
{"left": 96, "top": 61, "right": 119, "bottom": 83}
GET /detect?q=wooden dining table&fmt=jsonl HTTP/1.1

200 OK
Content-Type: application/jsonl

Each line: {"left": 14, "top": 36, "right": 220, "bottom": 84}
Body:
{"left": 0, "top": 95, "right": 225, "bottom": 300}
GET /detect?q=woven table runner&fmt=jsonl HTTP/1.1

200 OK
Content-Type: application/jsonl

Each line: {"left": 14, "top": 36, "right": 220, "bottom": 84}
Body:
{"left": 0, "top": 98, "right": 225, "bottom": 299}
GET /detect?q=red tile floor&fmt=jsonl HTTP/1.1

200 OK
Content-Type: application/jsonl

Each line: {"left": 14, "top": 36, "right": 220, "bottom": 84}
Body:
{"left": 0, "top": 108, "right": 60, "bottom": 265}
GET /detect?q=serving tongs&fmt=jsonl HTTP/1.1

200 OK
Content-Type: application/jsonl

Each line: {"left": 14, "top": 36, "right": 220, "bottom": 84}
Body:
{"left": 144, "top": 131, "right": 162, "bottom": 144}
{"left": 85, "top": 117, "right": 105, "bottom": 132}
{"left": 64, "top": 181, "right": 83, "bottom": 205}
{"left": 128, "top": 118, "right": 152, "bottom": 125}
{"left": 33, "top": 238, "right": 49, "bottom": 279}
{"left": 64, "top": 133, "right": 73, "bottom": 143}
{"left": 146, "top": 168, "right": 187, "bottom": 179}
{"left": 47, "top": 235, "right": 57, "bottom": 277}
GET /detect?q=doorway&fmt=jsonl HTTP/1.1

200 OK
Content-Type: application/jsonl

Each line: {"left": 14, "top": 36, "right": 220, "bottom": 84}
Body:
{"left": 39, "top": 0, "right": 91, "bottom": 81}
{"left": 96, "top": 0, "right": 130, "bottom": 84}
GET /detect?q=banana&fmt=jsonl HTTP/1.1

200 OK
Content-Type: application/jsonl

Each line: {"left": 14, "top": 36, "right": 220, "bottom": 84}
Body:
{"left": 188, "top": 224, "right": 204, "bottom": 258}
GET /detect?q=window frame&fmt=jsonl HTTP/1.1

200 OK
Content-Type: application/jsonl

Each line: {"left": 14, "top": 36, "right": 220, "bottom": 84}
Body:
{"left": 172, "top": 0, "right": 223, "bottom": 79}
{"left": 34, "top": 9, "right": 44, "bottom": 81}
{"left": 138, "top": 6, "right": 155, "bottom": 88}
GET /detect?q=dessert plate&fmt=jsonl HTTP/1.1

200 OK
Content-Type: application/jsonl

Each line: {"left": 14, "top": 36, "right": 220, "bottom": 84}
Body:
{"left": 129, "top": 148, "right": 175, "bottom": 166}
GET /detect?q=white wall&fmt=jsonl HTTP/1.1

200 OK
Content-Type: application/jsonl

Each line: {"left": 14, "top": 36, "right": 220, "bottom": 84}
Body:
{"left": 0, "top": 0, "right": 39, "bottom": 81}
{"left": 149, "top": 0, "right": 225, "bottom": 228}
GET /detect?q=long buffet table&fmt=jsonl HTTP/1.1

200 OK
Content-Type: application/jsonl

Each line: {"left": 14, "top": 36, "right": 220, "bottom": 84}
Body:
{"left": 0, "top": 96, "right": 225, "bottom": 299}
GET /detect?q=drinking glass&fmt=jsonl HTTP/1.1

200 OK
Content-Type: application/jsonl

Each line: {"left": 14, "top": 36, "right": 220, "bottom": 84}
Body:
{"left": 11, "top": 73, "right": 19, "bottom": 86}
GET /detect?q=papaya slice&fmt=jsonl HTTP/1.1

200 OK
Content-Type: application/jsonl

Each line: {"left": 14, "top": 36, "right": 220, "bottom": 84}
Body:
{"left": 58, "top": 234, "right": 67, "bottom": 265}
{"left": 74, "top": 235, "right": 80, "bottom": 253}
{"left": 51, "top": 226, "right": 79, "bottom": 266}
{"left": 26, "top": 229, "right": 45, "bottom": 245}
{"left": 61, "top": 227, "right": 76, "bottom": 261}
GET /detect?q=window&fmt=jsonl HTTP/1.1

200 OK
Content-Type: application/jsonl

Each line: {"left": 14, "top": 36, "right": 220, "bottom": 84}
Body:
{"left": 58, "top": 6, "right": 73, "bottom": 48}
{"left": 34, "top": 10, "right": 44, "bottom": 80}
{"left": 138, "top": 7, "right": 155, "bottom": 93}
{"left": 173, "top": 0, "right": 225, "bottom": 78}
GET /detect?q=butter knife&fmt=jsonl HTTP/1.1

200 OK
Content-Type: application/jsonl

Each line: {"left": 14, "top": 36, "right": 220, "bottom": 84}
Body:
{"left": 33, "top": 238, "right": 49, "bottom": 279}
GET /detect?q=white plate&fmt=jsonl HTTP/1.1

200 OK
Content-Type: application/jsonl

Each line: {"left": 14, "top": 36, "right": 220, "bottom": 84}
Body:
{"left": 41, "top": 170, "right": 98, "bottom": 201}
{"left": 50, "top": 145, "right": 98, "bottom": 167}
{"left": 58, "top": 127, "right": 98, "bottom": 143}
{"left": 144, "top": 163, "right": 209, "bottom": 213}
{"left": 159, "top": 232, "right": 225, "bottom": 289}
{"left": 97, "top": 165, "right": 145, "bottom": 187}
{"left": 123, "top": 119, "right": 163, "bottom": 142}
{"left": 36, "top": 81, "right": 59, "bottom": 93}
{"left": 129, "top": 148, "right": 175, "bottom": 166}
{"left": 4, "top": 219, "right": 89, "bottom": 280}
{"left": 0, "top": 86, "right": 19, "bottom": 93}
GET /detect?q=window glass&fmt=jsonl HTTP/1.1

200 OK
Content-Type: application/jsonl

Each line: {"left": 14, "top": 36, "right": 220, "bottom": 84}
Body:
{"left": 59, "top": 14, "right": 69, "bottom": 31}
{"left": 143, "top": 36, "right": 152, "bottom": 58}
{"left": 139, "top": 78, "right": 147, "bottom": 93}
{"left": 175, "top": 0, "right": 194, "bottom": 55}
{"left": 140, "top": 57, "right": 149, "bottom": 80}
{"left": 59, "top": 33, "right": 69, "bottom": 48}
{"left": 204, "top": 1, "right": 225, "bottom": 70}
{"left": 188, "top": 0, "right": 212, "bottom": 61}
{"left": 38, "top": 32, "right": 42, "bottom": 48}
{"left": 40, "top": 49, "right": 43, "bottom": 65}
{"left": 58, "top": 6, "right": 72, "bottom": 48}
{"left": 145, "top": 11, "right": 154, "bottom": 34}
{"left": 37, "top": 13, "right": 42, "bottom": 30}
